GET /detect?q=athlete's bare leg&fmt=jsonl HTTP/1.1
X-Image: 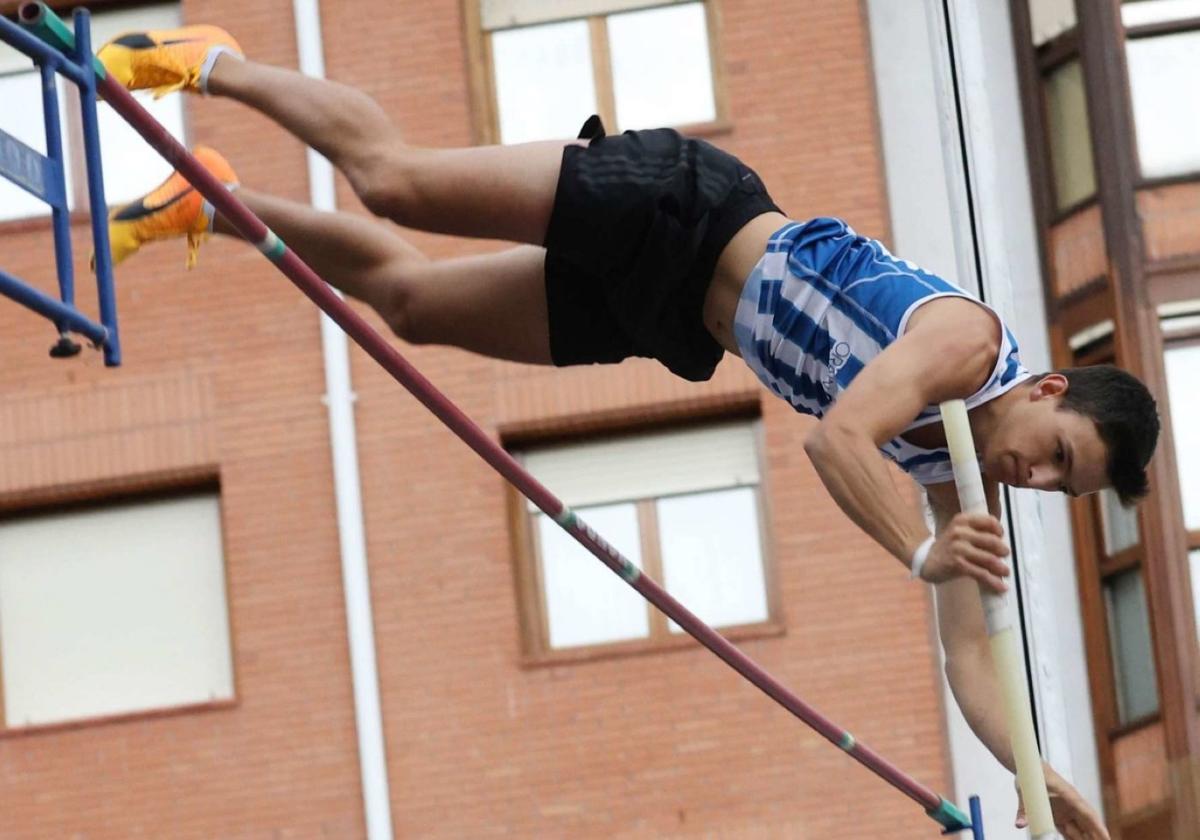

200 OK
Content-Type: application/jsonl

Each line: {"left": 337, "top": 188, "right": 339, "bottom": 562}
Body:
{"left": 216, "top": 189, "right": 552, "bottom": 364}
{"left": 206, "top": 55, "right": 577, "bottom": 245}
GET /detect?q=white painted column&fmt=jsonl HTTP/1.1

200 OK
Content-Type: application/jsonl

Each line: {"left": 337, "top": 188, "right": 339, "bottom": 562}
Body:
{"left": 291, "top": 3, "right": 395, "bottom": 838}
{"left": 865, "top": 0, "right": 1103, "bottom": 835}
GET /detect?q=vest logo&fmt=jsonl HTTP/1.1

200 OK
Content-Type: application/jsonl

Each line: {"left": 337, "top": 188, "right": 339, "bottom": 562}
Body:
{"left": 822, "top": 341, "right": 851, "bottom": 394}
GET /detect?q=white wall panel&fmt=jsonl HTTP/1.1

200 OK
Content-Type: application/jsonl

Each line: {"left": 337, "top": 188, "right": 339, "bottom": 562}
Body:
{"left": 0, "top": 494, "right": 233, "bottom": 727}
{"left": 520, "top": 420, "right": 760, "bottom": 509}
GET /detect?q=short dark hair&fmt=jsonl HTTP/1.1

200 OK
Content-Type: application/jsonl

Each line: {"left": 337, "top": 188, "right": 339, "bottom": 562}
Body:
{"left": 1042, "top": 365, "right": 1160, "bottom": 505}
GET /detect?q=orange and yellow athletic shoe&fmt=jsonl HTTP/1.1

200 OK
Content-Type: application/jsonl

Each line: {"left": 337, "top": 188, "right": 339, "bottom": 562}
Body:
{"left": 97, "top": 25, "right": 242, "bottom": 98}
{"left": 105, "top": 145, "right": 238, "bottom": 269}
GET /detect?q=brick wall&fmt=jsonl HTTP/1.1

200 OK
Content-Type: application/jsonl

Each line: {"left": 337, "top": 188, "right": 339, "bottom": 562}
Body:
{"left": 0, "top": 1, "right": 951, "bottom": 837}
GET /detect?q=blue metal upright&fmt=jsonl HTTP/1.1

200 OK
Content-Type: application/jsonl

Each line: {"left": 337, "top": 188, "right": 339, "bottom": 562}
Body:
{"left": 968, "top": 795, "right": 985, "bottom": 839}
{"left": 0, "top": 8, "right": 119, "bottom": 365}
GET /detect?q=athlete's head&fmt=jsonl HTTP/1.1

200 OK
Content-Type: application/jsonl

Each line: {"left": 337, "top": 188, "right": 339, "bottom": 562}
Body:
{"left": 980, "top": 365, "right": 1159, "bottom": 504}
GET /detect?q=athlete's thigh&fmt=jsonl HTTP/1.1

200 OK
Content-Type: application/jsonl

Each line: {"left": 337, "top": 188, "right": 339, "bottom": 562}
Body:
{"left": 388, "top": 140, "right": 583, "bottom": 245}
{"left": 405, "top": 245, "right": 552, "bottom": 365}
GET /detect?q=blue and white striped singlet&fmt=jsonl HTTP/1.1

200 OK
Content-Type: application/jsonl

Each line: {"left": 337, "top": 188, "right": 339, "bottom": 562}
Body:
{"left": 732, "top": 217, "right": 1033, "bottom": 486}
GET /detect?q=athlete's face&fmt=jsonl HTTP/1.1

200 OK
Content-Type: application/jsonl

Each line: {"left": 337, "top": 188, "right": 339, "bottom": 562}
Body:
{"left": 980, "top": 375, "right": 1110, "bottom": 497}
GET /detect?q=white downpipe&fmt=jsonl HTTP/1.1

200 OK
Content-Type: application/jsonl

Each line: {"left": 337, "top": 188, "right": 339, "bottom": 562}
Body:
{"left": 291, "top": 2, "right": 395, "bottom": 838}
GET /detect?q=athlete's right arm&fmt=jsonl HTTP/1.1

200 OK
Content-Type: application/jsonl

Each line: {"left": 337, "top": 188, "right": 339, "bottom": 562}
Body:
{"left": 802, "top": 308, "right": 1011, "bottom": 591}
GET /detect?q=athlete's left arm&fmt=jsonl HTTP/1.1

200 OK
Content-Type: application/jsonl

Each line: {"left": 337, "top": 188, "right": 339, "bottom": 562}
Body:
{"left": 802, "top": 305, "right": 1007, "bottom": 589}
{"left": 931, "top": 479, "right": 1012, "bottom": 766}
{"left": 932, "top": 481, "right": 1111, "bottom": 839}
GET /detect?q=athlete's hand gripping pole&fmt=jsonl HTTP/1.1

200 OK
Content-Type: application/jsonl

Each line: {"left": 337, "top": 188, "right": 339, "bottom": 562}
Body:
{"left": 940, "top": 399, "right": 1055, "bottom": 838}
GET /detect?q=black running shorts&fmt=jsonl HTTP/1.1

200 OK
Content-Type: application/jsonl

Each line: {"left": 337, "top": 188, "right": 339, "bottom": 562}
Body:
{"left": 542, "top": 116, "right": 781, "bottom": 382}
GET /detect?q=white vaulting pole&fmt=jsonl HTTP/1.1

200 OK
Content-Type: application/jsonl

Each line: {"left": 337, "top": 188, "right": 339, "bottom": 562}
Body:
{"left": 940, "top": 399, "right": 1055, "bottom": 838}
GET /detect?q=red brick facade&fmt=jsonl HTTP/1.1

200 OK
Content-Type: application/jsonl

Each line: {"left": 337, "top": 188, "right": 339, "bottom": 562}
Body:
{"left": 0, "top": 1, "right": 951, "bottom": 836}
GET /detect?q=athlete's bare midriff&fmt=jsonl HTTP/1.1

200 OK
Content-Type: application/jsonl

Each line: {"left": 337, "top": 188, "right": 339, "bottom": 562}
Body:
{"left": 703, "top": 211, "right": 791, "bottom": 357}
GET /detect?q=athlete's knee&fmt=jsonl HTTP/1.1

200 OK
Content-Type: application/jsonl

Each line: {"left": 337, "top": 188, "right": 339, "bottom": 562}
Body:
{"left": 352, "top": 145, "right": 419, "bottom": 223}
{"left": 379, "top": 275, "right": 416, "bottom": 342}
{"left": 378, "top": 270, "right": 432, "bottom": 345}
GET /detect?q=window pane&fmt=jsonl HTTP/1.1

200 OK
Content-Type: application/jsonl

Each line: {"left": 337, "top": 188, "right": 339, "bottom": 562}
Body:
{"left": 1044, "top": 60, "right": 1097, "bottom": 211}
{"left": 608, "top": 2, "right": 716, "bottom": 130}
{"left": 537, "top": 502, "right": 647, "bottom": 648}
{"left": 1164, "top": 342, "right": 1200, "bottom": 529}
{"left": 1126, "top": 31, "right": 1200, "bottom": 179}
{"left": 85, "top": 3, "right": 186, "bottom": 205}
{"left": 0, "top": 494, "right": 234, "bottom": 727}
{"left": 0, "top": 39, "right": 38, "bottom": 75}
{"left": 1028, "top": 0, "right": 1077, "bottom": 45}
{"left": 0, "top": 71, "right": 72, "bottom": 221}
{"left": 658, "top": 487, "right": 768, "bottom": 633}
{"left": 0, "top": 4, "right": 184, "bottom": 220}
{"left": 1122, "top": 0, "right": 1200, "bottom": 26}
{"left": 492, "top": 20, "right": 597, "bottom": 144}
{"left": 1100, "top": 487, "right": 1140, "bottom": 554}
{"left": 1104, "top": 569, "right": 1160, "bottom": 724}
{"left": 97, "top": 92, "right": 186, "bottom": 206}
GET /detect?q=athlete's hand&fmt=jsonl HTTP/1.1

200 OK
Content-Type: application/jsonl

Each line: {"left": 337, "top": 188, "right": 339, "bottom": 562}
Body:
{"left": 919, "top": 513, "right": 1011, "bottom": 593}
{"left": 1016, "top": 764, "right": 1110, "bottom": 840}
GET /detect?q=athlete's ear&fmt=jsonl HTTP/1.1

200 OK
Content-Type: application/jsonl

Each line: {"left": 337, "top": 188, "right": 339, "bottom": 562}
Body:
{"left": 1030, "top": 373, "right": 1068, "bottom": 401}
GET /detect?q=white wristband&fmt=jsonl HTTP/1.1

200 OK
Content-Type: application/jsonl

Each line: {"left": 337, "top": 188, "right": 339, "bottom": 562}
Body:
{"left": 909, "top": 536, "right": 935, "bottom": 581}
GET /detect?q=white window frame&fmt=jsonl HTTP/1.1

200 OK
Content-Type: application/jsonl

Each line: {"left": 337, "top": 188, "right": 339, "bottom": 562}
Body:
{"left": 1121, "top": 5, "right": 1200, "bottom": 182}
{"left": 509, "top": 419, "right": 780, "bottom": 664}
{"left": 463, "top": 0, "right": 728, "bottom": 145}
